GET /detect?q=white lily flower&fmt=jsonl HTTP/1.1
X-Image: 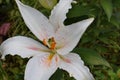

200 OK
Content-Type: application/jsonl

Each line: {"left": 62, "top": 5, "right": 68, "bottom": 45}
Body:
{"left": 0, "top": 0, "right": 95, "bottom": 80}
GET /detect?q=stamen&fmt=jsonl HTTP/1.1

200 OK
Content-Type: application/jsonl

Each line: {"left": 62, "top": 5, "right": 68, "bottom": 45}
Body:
{"left": 43, "top": 37, "right": 56, "bottom": 50}
{"left": 43, "top": 39, "right": 47, "bottom": 46}
{"left": 49, "top": 37, "right": 56, "bottom": 50}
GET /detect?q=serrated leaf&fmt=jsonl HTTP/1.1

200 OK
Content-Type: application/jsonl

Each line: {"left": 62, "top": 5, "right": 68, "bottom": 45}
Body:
{"left": 73, "top": 48, "right": 111, "bottom": 68}
{"left": 100, "top": 0, "right": 113, "bottom": 21}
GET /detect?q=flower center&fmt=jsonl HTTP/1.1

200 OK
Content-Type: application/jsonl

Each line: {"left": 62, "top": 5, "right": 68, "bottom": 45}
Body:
{"left": 42, "top": 37, "right": 71, "bottom": 67}
{"left": 43, "top": 37, "right": 56, "bottom": 50}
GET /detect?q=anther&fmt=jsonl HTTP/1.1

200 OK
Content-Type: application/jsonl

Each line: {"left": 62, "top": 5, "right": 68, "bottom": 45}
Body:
{"left": 43, "top": 39, "right": 47, "bottom": 46}
{"left": 50, "top": 37, "right": 56, "bottom": 50}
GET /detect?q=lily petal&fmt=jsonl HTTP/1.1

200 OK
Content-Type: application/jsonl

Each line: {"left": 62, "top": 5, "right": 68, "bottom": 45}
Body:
{"left": 55, "top": 18, "right": 94, "bottom": 55}
{"left": 16, "top": 0, "right": 55, "bottom": 41}
{"left": 49, "top": 0, "right": 73, "bottom": 31}
{"left": 25, "top": 54, "right": 58, "bottom": 80}
{"left": 59, "top": 53, "right": 94, "bottom": 80}
{"left": 0, "top": 36, "right": 49, "bottom": 59}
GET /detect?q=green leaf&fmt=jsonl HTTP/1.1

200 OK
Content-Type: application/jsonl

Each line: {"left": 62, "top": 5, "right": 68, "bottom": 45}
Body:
{"left": 50, "top": 69, "right": 63, "bottom": 80}
{"left": 0, "top": 61, "right": 8, "bottom": 80}
{"left": 73, "top": 48, "right": 111, "bottom": 68}
{"left": 110, "top": 16, "right": 120, "bottom": 28}
{"left": 0, "top": 0, "right": 2, "bottom": 4}
{"left": 100, "top": 0, "right": 113, "bottom": 21}
{"left": 38, "top": 0, "right": 58, "bottom": 10}
{"left": 67, "top": 5, "right": 97, "bottom": 18}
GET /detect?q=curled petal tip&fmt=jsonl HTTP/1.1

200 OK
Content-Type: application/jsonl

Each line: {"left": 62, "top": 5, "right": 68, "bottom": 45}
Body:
{"left": 85, "top": 17, "right": 94, "bottom": 25}
{"left": 88, "top": 17, "right": 94, "bottom": 22}
{"left": 72, "top": 0, "right": 77, "bottom": 4}
{"left": 90, "top": 17, "right": 95, "bottom": 21}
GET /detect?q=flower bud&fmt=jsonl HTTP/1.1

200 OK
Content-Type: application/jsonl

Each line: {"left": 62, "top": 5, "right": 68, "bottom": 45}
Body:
{"left": 38, "top": 0, "right": 57, "bottom": 10}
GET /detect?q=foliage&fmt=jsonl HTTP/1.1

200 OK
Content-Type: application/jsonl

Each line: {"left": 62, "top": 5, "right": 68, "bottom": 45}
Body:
{"left": 0, "top": 0, "right": 120, "bottom": 80}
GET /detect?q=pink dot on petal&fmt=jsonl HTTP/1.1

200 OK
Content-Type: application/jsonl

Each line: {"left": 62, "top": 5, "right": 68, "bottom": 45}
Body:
{"left": 28, "top": 47, "right": 40, "bottom": 51}
{"left": 64, "top": 58, "right": 71, "bottom": 63}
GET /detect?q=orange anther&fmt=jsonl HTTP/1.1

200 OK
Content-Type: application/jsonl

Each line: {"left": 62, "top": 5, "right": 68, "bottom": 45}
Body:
{"left": 43, "top": 39, "right": 47, "bottom": 45}
{"left": 50, "top": 42, "right": 56, "bottom": 50}
{"left": 43, "top": 37, "right": 56, "bottom": 50}
{"left": 50, "top": 37, "right": 56, "bottom": 50}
